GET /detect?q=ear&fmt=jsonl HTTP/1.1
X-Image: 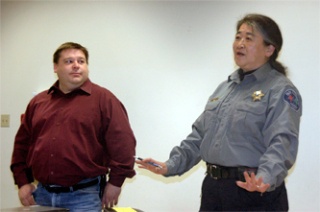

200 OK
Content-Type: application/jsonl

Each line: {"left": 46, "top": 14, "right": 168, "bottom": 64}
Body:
{"left": 53, "top": 63, "right": 58, "bottom": 73}
{"left": 265, "top": 45, "right": 275, "bottom": 57}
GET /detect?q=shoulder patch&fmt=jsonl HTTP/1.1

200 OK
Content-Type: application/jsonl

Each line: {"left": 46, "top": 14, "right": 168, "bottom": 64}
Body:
{"left": 283, "top": 89, "right": 300, "bottom": 111}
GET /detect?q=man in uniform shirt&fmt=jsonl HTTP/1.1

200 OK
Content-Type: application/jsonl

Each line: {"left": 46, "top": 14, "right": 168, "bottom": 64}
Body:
{"left": 11, "top": 42, "right": 136, "bottom": 211}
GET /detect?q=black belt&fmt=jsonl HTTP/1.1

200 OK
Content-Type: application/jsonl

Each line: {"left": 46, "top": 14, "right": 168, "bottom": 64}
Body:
{"left": 206, "top": 163, "right": 257, "bottom": 181}
{"left": 43, "top": 178, "right": 99, "bottom": 193}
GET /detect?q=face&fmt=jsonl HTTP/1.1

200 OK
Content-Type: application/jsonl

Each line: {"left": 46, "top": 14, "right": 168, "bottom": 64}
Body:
{"left": 233, "top": 23, "right": 275, "bottom": 72}
{"left": 54, "top": 49, "right": 89, "bottom": 93}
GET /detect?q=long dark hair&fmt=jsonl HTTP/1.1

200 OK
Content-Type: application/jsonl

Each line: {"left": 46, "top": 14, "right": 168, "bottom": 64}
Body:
{"left": 237, "top": 14, "right": 286, "bottom": 76}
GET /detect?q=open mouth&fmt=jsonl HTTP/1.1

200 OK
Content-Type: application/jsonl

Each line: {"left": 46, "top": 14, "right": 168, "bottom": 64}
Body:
{"left": 236, "top": 52, "right": 245, "bottom": 56}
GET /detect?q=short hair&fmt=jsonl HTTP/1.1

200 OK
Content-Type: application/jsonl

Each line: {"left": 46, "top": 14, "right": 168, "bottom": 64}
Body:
{"left": 53, "top": 42, "right": 89, "bottom": 64}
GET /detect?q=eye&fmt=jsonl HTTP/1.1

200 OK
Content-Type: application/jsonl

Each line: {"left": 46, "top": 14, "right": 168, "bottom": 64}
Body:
{"left": 78, "top": 59, "right": 86, "bottom": 64}
{"left": 65, "top": 59, "right": 73, "bottom": 64}
{"left": 235, "top": 35, "right": 241, "bottom": 40}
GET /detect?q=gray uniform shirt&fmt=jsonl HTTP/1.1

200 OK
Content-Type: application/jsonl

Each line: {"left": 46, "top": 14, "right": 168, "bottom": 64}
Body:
{"left": 165, "top": 63, "right": 302, "bottom": 191}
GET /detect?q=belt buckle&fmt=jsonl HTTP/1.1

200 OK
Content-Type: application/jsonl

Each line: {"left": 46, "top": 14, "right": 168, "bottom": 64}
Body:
{"left": 208, "top": 164, "right": 221, "bottom": 180}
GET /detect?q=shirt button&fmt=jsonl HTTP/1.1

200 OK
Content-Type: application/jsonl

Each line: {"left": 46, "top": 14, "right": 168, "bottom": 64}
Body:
{"left": 51, "top": 171, "right": 54, "bottom": 175}
{"left": 51, "top": 154, "right": 53, "bottom": 157}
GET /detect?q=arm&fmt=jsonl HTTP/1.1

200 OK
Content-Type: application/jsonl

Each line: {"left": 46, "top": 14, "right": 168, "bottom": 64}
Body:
{"left": 11, "top": 106, "right": 35, "bottom": 189}
{"left": 238, "top": 86, "right": 302, "bottom": 192}
{"left": 102, "top": 96, "right": 136, "bottom": 206}
{"left": 164, "top": 114, "right": 205, "bottom": 177}
{"left": 104, "top": 100, "right": 136, "bottom": 186}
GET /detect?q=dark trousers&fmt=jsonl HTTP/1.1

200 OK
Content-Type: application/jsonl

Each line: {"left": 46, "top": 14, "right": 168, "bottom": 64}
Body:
{"left": 200, "top": 175, "right": 288, "bottom": 211}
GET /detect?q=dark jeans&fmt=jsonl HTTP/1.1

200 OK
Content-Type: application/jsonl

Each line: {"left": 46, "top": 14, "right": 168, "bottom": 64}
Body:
{"left": 200, "top": 175, "right": 288, "bottom": 211}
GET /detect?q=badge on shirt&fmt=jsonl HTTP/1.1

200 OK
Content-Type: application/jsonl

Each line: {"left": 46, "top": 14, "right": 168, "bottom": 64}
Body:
{"left": 210, "top": 97, "right": 219, "bottom": 102}
{"left": 251, "top": 90, "right": 264, "bottom": 102}
{"left": 283, "top": 89, "right": 300, "bottom": 111}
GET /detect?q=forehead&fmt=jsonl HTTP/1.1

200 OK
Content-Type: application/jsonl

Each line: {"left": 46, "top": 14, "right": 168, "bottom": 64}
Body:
{"left": 237, "top": 23, "right": 256, "bottom": 35}
{"left": 59, "top": 49, "right": 86, "bottom": 58}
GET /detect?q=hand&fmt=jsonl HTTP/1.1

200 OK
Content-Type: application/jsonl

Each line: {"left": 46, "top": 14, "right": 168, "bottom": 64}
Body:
{"left": 102, "top": 183, "right": 121, "bottom": 209}
{"left": 135, "top": 158, "right": 168, "bottom": 175}
{"left": 18, "top": 184, "right": 36, "bottom": 206}
{"left": 236, "top": 172, "right": 270, "bottom": 193}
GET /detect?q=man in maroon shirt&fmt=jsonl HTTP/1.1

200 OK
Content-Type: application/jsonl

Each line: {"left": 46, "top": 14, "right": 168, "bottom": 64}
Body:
{"left": 11, "top": 42, "right": 136, "bottom": 211}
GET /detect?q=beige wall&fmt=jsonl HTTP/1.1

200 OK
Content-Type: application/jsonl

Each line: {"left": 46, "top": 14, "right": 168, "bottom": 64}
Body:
{"left": 1, "top": 1, "right": 319, "bottom": 211}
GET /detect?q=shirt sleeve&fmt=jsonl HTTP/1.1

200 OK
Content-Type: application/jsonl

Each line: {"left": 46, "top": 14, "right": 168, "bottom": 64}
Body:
{"left": 165, "top": 114, "right": 204, "bottom": 177}
{"left": 103, "top": 97, "right": 136, "bottom": 187}
{"left": 11, "top": 103, "right": 35, "bottom": 188}
{"left": 256, "top": 85, "right": 302, "bottom": 191}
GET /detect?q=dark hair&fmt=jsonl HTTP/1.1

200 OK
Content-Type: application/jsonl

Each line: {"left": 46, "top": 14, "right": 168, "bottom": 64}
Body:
{"left": 237, "top": 14, "right": 286, "bottom": 76}
{"left": 53, "top": 42, "right": 89, "bottom": 64}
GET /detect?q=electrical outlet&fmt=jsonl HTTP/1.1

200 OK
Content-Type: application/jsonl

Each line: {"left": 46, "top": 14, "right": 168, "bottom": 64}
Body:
{"left": 1, "top": 114, "right": 10, "bottom": 127}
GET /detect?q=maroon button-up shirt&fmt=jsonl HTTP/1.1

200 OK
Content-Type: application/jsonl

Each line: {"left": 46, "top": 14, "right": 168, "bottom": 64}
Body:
{"left": 11, "top": 79, "right": 136, "bottom": 188}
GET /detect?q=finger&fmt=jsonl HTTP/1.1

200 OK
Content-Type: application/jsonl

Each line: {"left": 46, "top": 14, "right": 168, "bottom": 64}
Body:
{"left": 28, "top": 196, "right": 36, "bottom": 205}
{"left": 236, "top": 180, "right": 246, "bottom": 188}
{"left": 136, "top": 161, "right": 154, "bottom": 169}
{"left": 20, "top": 199, "right": 29, "bottom": 206}
{"left": 250, "top": 172, "right": 256, "bottom": 179}
{"left": 259, "top": 183, "right": 270, "bottom": 193}
{"left": 137, "top": 165, "right": 149, "bottom": 169}
{"left": 243, "top": 171, "right": 251, "bottom": 182}
{"left": 107, "top": 200, "right": 111, "bottom": 209}
{"left": 256, "top": 177, "right": 263, "bottom": 186}
{"left": 22, "top": 197, "right": 34, "bottom": 206}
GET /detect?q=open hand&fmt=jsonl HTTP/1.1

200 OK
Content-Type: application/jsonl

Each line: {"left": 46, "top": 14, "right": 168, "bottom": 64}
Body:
{"left": 135, "top": 158, "right": 168, "bottom": 175}
{"left": 236, "top": 171, "right": 270, "bottom": 193}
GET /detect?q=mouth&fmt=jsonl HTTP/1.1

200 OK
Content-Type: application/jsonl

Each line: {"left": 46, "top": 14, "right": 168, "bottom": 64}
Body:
{"left": 236, "top": 51, "right": 245, "bottom": 56}
{"left": 70, "top": 73, "right": 81, "bottom": 77}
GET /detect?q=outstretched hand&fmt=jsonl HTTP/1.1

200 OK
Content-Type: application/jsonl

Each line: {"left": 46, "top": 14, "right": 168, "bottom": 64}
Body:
{"left": 135, "top": 158, "right": 168, "bottom": 175}
{"left": 236, "top": 171, "right": 270, "bottom": 193}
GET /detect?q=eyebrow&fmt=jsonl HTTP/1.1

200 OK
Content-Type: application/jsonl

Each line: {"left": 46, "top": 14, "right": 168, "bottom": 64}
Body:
{"left": 236, "top": 31, "right": 255, "bottom": 37}
{"left": 63, "top": 57, "right": 86, "bottom": 60}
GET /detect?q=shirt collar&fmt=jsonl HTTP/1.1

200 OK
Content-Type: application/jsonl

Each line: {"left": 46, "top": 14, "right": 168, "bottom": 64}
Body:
{"left": 48, "top": 79, "right": 92, "bottom": 95}
{"left": 228, "top": 63, "right": 272, "bottom": 83}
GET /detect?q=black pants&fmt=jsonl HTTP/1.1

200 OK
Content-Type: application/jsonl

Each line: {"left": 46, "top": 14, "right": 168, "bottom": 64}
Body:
{"left": 200, "top": 175, "right": 288, "bottom": 211}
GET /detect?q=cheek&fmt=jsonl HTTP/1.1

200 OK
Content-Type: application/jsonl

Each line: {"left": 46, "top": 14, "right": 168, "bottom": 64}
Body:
{"left": 247, "top": 47, "right": 259, "bottom": 58}
{"left": 232, "top": 43, "right": 237, "bottom": 51}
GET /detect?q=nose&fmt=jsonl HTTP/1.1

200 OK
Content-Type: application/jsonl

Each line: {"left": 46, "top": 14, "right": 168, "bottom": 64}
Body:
{"left": 237, "top": 38, "right": 245, "bottom": 49}
{"left": 72, "top": 61, "right": 80, "bottom": 69}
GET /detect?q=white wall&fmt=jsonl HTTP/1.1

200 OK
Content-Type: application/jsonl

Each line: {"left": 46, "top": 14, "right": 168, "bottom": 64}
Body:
{"left": 1, "top": 1, "right": 319, "bottom": 211}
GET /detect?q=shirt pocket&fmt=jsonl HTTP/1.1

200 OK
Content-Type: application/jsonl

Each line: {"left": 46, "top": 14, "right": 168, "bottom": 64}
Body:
{"left": 231, "top": 101, "right": 267, "bottom": 135}
{"left": 205, "top": 100, "right": 220, "bottom": 111}
{"left": 203, "top": 100, "right": 221, "bottom": 130}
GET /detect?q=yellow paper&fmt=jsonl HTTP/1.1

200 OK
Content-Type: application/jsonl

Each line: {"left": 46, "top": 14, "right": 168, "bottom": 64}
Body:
{"left": 112, "top": 207, "right": 137, "bottom": 212}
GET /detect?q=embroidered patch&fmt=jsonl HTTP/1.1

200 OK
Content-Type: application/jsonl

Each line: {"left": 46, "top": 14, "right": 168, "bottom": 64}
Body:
{"left": 283, "top": 89, "right": 300, "bottom": 111}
